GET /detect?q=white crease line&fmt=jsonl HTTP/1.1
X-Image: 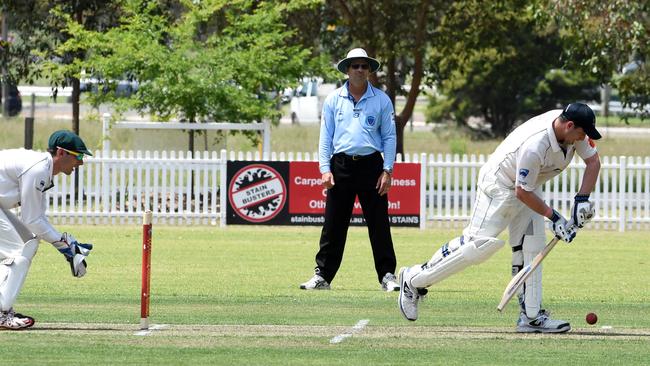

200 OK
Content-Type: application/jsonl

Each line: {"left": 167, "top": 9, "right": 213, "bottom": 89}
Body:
{"left": 330, "top": 319, "right": 369, "bottom": 344}
{"left": 134, "top": 324, "right": 169, "bottom": 336}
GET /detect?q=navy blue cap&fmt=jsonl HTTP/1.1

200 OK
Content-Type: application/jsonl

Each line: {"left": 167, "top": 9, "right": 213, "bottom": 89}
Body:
{"left": 561, "top": 103, "right": 601, "bottom": 140}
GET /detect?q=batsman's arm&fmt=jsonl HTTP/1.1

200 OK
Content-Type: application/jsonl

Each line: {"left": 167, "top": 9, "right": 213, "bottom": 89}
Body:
{"left": 515, "top": 187, "right": 554, "bottom": 219}
{"left": 577, "top": 153, "right": 600, "bottom": 195}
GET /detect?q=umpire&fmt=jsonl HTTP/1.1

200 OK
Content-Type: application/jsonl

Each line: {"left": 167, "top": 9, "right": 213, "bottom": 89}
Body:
{"left": 300, "top": 48, "right": 399, "bottom": 292}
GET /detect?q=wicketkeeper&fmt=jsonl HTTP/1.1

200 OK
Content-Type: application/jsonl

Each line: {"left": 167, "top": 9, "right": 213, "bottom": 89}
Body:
{"left": 398, "top": 103, "right": 601, "bottom": 333}
{"left": 0, "top": 130, "right": 94, "bottom": 330}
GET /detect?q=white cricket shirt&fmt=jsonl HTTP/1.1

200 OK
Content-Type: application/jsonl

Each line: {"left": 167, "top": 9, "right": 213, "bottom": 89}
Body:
{"left": 0, "top": 148, "right": 61, "bottom": 242}
{"left": 479, "top": 109, "right": 598, "bottom": 191}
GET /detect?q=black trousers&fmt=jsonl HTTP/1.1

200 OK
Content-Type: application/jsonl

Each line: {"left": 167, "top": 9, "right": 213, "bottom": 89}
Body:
{"left": 314, "top": 151, "right": 396, "bottom": 284}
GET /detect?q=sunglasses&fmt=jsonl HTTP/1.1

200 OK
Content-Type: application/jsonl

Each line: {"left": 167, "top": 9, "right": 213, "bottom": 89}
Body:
{"left": 58, "top": 147, "right": 84, "bottom": 161}
{"left": 350, "top": 63, "right": 369, "bottom": 70}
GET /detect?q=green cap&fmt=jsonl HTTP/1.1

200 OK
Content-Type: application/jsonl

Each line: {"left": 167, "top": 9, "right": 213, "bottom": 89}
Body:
{"left": 48, "top": 130, "right": 93, "bottom": 156}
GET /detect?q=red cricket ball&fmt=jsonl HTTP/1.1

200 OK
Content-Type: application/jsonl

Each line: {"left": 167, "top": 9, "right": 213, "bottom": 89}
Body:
{"left": 586, "top": 312, "right": 598, "bottom": 325}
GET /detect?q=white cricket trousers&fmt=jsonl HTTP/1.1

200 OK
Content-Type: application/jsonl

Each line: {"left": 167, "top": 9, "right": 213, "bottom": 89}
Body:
{"left": 465, "top": 182, "right": 546, "bottom": 318}
{"left": 0, "top": 207, "right": 39, "bottom": 311}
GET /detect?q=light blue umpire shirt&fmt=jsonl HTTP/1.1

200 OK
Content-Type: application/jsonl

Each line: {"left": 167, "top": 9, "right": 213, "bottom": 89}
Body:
{"left": 318, "top": 81, "right": 397, "bottom": 174}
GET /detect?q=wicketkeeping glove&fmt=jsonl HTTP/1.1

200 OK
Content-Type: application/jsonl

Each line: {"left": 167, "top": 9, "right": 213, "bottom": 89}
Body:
{"left": 572, "top": 194, "right": 595, "bottom": 228}
{"left": 51, "top": 232, "right": 93, "bottom": 277}
{"left": 549, "top": 209, "right": 576, "bottom": 243}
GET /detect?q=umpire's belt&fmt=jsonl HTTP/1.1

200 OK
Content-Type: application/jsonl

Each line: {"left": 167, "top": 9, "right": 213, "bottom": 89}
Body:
{"left": 335, "top": 151, "right": 381, "bottom": 161}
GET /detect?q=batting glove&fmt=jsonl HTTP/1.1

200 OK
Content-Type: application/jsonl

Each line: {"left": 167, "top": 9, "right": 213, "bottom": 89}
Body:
{"left": 549, "top": 209, "right": 576, "bottom": 243}
{"left": 572, "top": 194, "right": 595, "bottom": 228}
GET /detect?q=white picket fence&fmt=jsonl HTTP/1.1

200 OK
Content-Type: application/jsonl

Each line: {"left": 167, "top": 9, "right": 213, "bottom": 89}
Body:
{"left": 46, "top": 150, "right": 650, "bottom": 231}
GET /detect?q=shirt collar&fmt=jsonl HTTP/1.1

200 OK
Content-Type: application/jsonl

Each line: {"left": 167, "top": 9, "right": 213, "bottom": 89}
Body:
{"left": 547, "top": 116, "right": 562, "bottom": 152}
{"left": 45, "top": 153, "right": 55, "bottom": 191}
{"left": 339, "top": 81, "right": 375, "bottom": 100}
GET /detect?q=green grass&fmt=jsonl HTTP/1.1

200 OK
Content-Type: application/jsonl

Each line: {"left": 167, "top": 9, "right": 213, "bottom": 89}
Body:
{"left": 597, "top": 114, "right": 648, "bottom": 128}
{"left": 4, "top": 226, "right": 650, "bottom": 365}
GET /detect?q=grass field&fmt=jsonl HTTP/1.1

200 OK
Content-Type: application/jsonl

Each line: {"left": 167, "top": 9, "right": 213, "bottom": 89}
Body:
{"left": 4, "top": 225, "right": 650, "bottom": 365}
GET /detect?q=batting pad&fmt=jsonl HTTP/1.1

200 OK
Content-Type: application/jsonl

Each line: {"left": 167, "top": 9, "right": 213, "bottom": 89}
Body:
{"left": 410, "top": 236, "right": 504, "bottom": 288}
{"left": 0, "top": 239, "right": 38, "bottom": 311}
{"left": 522, "top": 234, "right": 545, "bottom": 318}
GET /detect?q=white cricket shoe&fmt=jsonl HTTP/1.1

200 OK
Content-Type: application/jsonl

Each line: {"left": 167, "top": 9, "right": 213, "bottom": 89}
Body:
{"left": 299, "top": 274, "right": 330, "bottom": 290}
{"left": 398, "top": 266, "right": 427, "bottom": 321}
{"left": 381, "top": 272, "right": 400, "bottom": 292}
{"left": 516, "top": 309, "right": 571, "bottom": 333}
{"left": 0, "top": 309, "right": 35, "bottom": 330}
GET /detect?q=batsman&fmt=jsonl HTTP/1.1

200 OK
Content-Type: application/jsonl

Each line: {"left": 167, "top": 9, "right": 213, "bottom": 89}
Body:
{"left": 0, "top": 130, "right": 94, "bottom": 330}
{"left": 398, "top": 103, "right": 601, "bottom": 333}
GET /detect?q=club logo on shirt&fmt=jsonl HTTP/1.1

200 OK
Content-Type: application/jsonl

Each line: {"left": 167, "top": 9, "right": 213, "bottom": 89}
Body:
{"left": 518, "top": 169, "right": 529, "bottom": 178}
{"left": 366, "top": 116, "right": 376, "bottom": 126}
{"left": 35, "top": 179, "right": 46, "bottom": 192}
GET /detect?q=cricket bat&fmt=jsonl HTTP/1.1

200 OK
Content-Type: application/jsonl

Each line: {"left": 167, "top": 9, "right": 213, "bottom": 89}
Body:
{"left": 496, "top": 236, "right": 560, "bottom": 312}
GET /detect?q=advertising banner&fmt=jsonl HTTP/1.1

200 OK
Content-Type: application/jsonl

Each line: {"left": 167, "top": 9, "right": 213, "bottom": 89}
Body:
{"left": 227, "top": 161, "right": 420, "bottom": 227}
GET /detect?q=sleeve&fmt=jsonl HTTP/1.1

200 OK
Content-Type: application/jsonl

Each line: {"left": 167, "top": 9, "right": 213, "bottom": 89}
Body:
{"left": 19, "top": 165, "right": 62, "bottom": 243}
{"left": 318, "top": 94, "right": 336, "bottom": 174}
{"left": 380, "top": 97, "right": 397, "bottom": 171}
{"left": 575, "top": 136, "right": 598, "bottom": 160}
{"left": 515, "top": 147, "right": 542, "bottom": 192}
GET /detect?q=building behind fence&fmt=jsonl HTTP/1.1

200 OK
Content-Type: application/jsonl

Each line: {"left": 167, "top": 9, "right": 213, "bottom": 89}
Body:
{"left": 45, "top": 150, "right": 650, "bottom": 231}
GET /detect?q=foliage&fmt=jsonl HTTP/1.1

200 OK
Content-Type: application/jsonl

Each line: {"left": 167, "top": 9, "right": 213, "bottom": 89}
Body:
{"left": 538, "top": 0, "right": 649, "bottom": 118}
{"left": 0, "top": 0, "right": 121, "bottom": 85}
{"left": 527, "top": 69, "right": 600, "bottom": 113}
{"left": 426, "top": 0, "right": 599, "bottom": 137}
{"left": 58, "top": 0, "right": 323, "bottom": 132}
{"left": 322, "top": 0, "right": 441, "bottom": 155}
{"left": 0, "top": 1, "right": 52, "bottom": 84}
{"left": 1, "top": 0, "right": 123, "bottom": 132}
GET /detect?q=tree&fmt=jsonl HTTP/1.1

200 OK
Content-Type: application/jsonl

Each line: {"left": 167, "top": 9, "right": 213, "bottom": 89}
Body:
{"left": 425, "top": 0, "right": 597, "bottom": 137}
{"left": 57, "top": 0, "right": 325, "bottom": 151}
{"left": 0, "top": 0, "right": 122, "bottom": 134}
{"left": 323, "top": 0, "right": 442, "bottom": 156}
{"left": 538, "top": 0, "right": 650, "bottom": 118}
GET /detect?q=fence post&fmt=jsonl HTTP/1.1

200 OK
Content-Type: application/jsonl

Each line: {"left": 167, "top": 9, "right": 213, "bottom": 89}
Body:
{"left": 618, "top": 156, "right": 626, "bottom": 232}
{"left": 220, "top": 149, "right": 228, "bottom": 228}
{"left": 420, "top": 153, "right": 427, "bottom": 230}
{"left": 24, "top": 93, "right": 36, "bottom": 149}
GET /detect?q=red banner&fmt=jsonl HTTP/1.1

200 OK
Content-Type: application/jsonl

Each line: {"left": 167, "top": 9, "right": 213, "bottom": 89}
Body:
{"left": 289, "top": 161, "right": 420, "bottom": 226}
{"left": 227, "top": 160, "right": 421, "bottom": 226}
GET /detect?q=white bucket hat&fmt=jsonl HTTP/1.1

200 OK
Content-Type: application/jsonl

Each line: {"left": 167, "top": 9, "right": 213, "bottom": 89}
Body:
{"left": 336, "top": 48, "right": 381, "bottom": 73}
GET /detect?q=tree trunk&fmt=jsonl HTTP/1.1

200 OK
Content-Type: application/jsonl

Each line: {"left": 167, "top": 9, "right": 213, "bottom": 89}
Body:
{"left": 72, "top": 6, "right": 83, "bottom": 135}
{"left": 72, "top": 77, "right": 80, "bottom": 135}
{"left": 188, "top": 118, "right": 196, "bottom": 199}
{"left": 189, "top": 125, "right": 195, "bottom": 158}
{"left": 395, "top": 115, "right": 405, "bottom": 158}
{"left": 394, "top": 1, "right": 427, "bottom": 158}
{"left": 71, "top": 76, "right": 81, "bottom": 200}
{"left": 1, "top": 13, "right": 8, "bottom": 117}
